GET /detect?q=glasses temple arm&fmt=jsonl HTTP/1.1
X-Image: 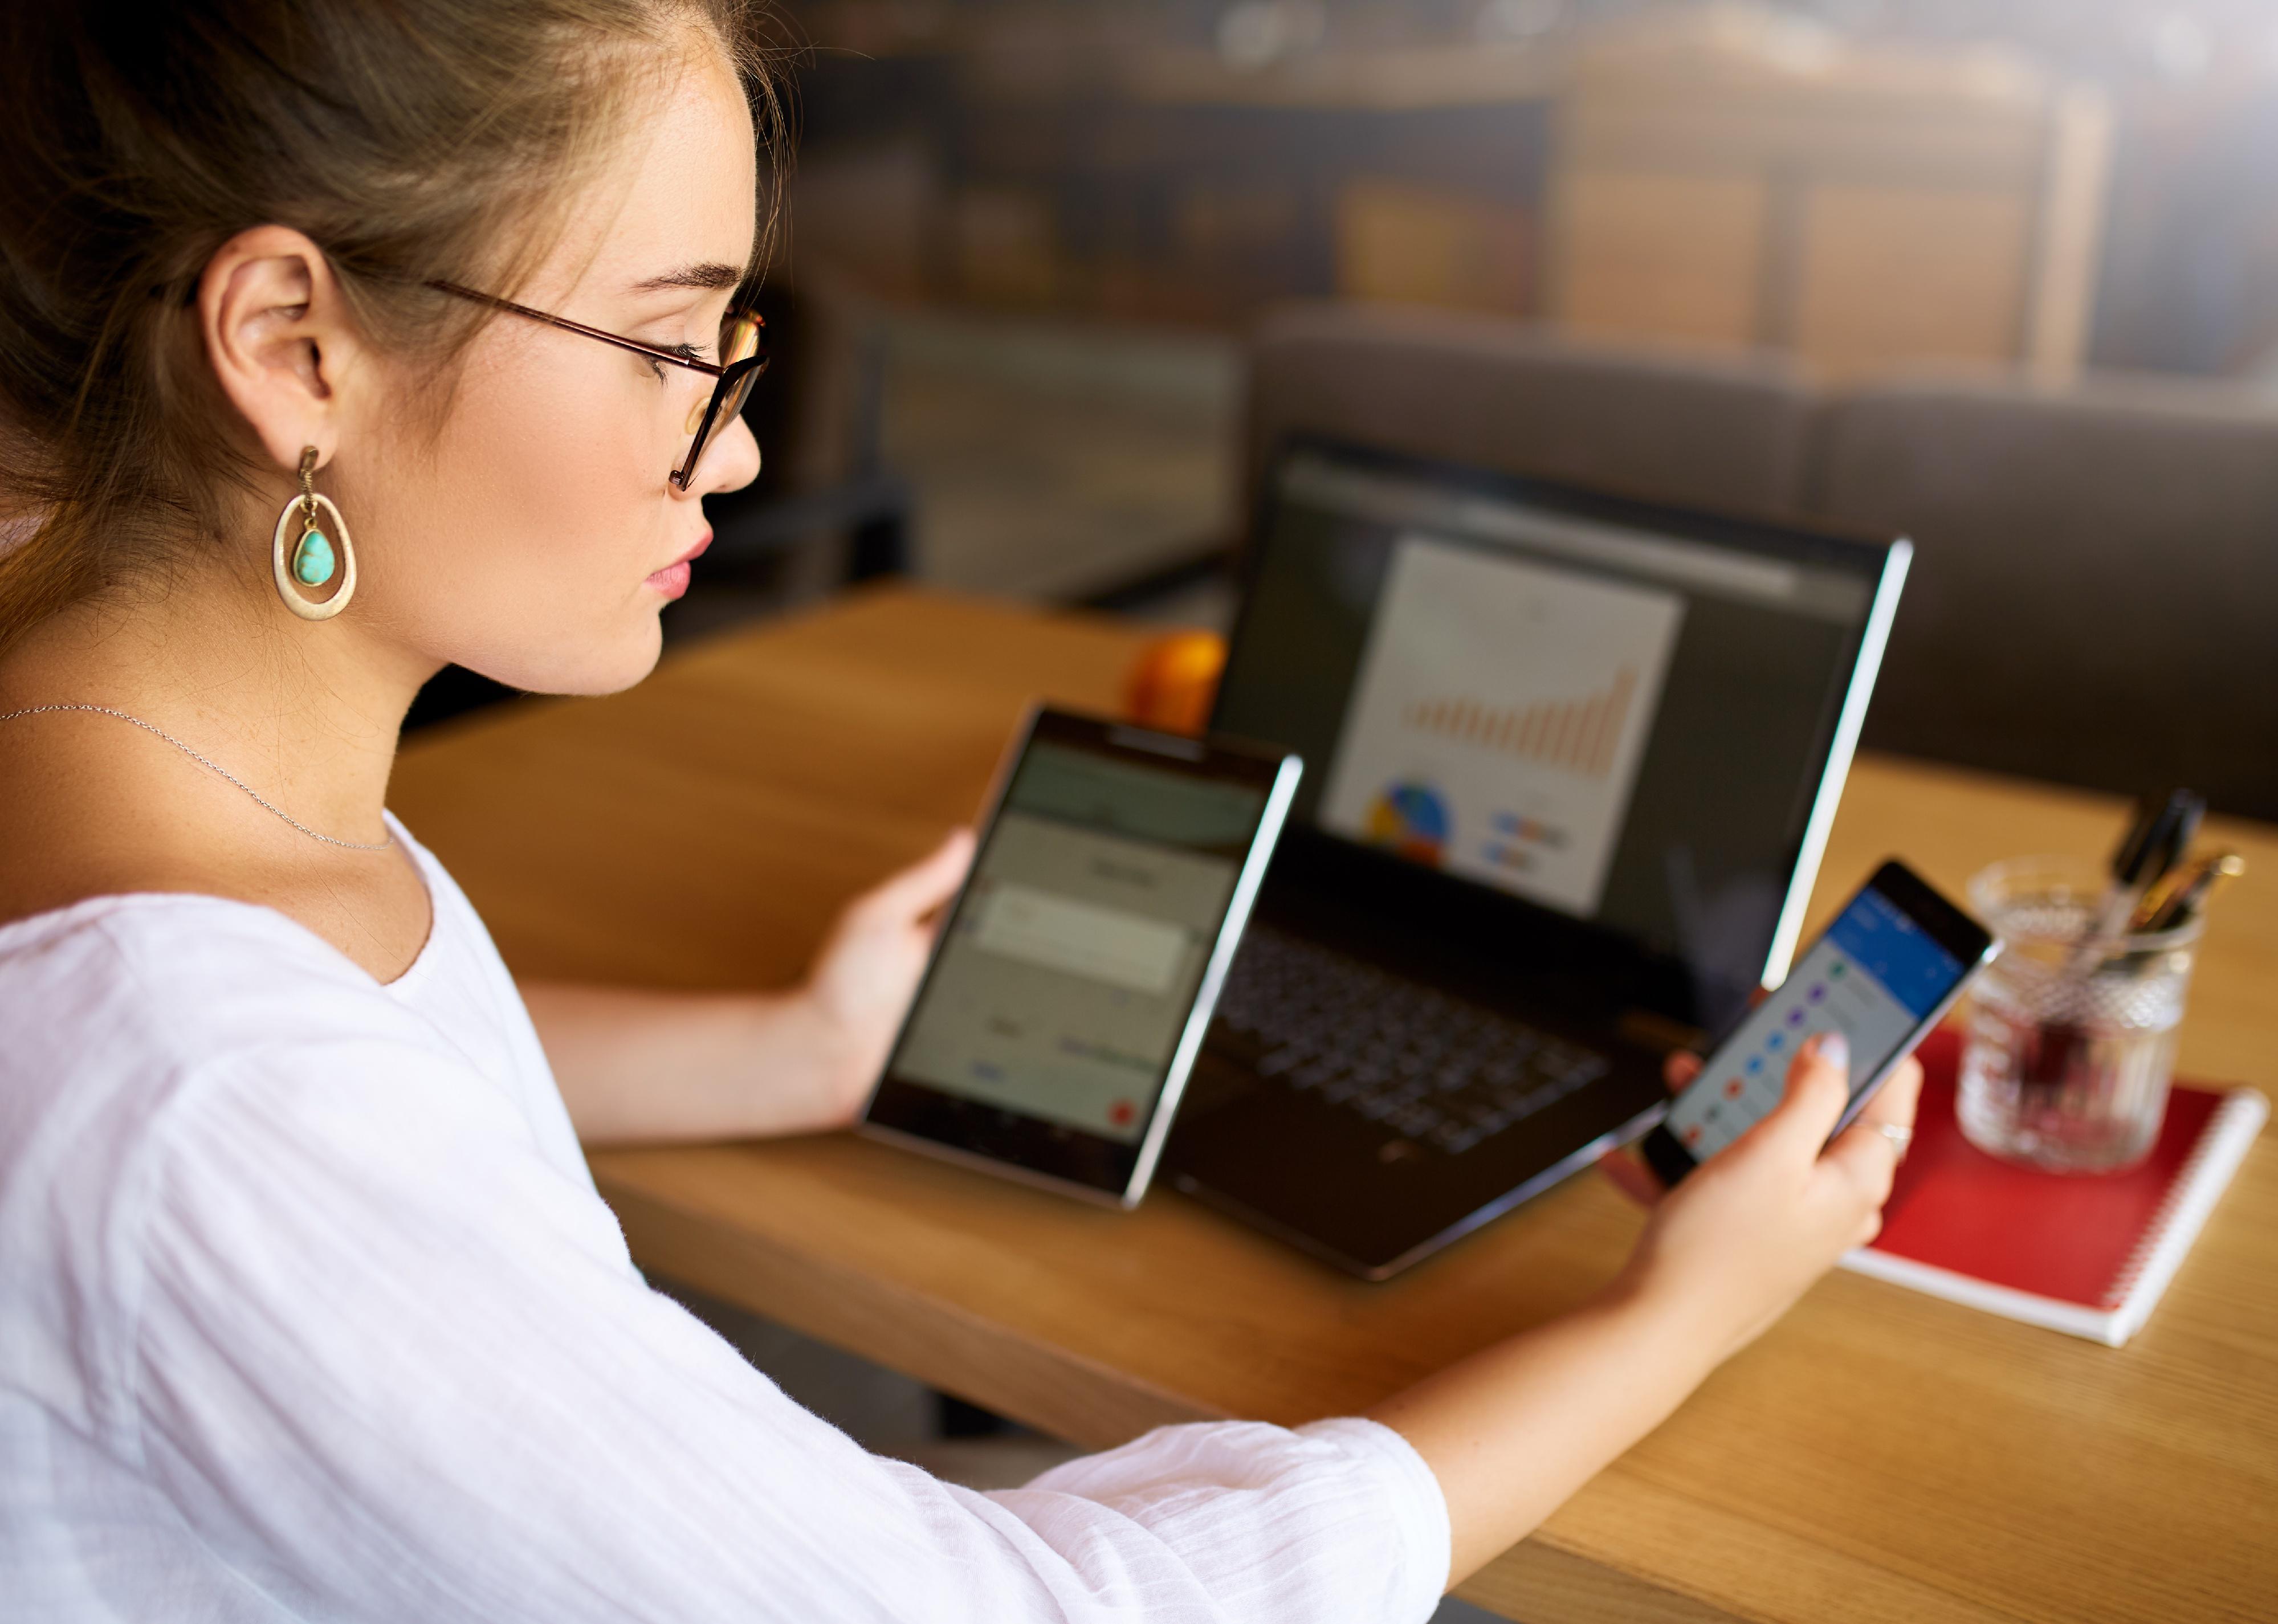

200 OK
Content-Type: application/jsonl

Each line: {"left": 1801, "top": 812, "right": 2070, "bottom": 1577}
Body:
{"left": 425, "top": 280, "right": 727, "bottom": 376}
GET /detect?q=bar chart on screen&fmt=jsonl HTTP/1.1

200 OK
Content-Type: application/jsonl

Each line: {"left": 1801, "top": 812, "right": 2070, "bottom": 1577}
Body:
{"left": 1401, "top": 664, "right": 1640, "bottom": 780}
{"left": 1321, "top": 532, "right": 1685, "bottom": 916}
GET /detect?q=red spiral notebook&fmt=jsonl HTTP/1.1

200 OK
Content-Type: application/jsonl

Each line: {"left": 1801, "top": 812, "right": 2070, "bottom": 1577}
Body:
{"left": 1837, "top": 1027, "right": 2268, "bottom": 1346}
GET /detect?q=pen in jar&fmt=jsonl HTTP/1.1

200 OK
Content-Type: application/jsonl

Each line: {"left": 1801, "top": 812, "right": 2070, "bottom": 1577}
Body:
{"left": 2130, "top": 850, "right": 2246, "bottom": 935}
{"left": 2087, "top": 789, "right": 2203, "bottom": 946}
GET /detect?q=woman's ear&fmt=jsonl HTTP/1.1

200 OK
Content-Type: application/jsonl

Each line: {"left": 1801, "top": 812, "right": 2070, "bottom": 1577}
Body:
{"left": 198, "top": 225, "right": 366, "bottom": 475}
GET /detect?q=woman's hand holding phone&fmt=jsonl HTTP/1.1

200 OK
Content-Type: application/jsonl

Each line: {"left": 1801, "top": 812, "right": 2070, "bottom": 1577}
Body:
{"left": 1375, "top": 1032, "right": 1924, "bottom": 1584}
{"left": 1600, "top": 1033, "right": 1925, "bottom": 1364}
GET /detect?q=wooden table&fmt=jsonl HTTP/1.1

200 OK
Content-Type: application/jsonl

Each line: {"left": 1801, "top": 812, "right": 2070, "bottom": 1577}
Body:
{"left": 392, "top": 587, "right": 2278, "bottom": 1624}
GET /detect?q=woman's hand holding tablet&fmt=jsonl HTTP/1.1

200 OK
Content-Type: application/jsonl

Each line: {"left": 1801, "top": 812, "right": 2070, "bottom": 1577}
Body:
{"left": 859, "top": 706, "right": 1301, "bottom": 1206}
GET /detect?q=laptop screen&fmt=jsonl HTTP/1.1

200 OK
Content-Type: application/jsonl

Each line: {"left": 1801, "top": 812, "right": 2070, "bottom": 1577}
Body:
{"left": 1212, "top": 441, "right": 1904, "bottom": 1021}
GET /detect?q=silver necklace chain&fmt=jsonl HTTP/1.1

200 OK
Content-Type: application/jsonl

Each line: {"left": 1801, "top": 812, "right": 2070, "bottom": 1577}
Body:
{"left": 0, "top": 704, "right": 395, "bottom": 852}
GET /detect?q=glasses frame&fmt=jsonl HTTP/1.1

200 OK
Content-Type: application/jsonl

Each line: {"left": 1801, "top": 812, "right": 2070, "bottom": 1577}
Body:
{"left": 428, "top": 279, "right": 768, "bottom": 490}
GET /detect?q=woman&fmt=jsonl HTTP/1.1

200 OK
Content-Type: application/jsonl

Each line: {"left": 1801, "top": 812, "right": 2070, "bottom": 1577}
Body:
{"left": 0, "top": 2, "right": 1918, "bottom": 1619}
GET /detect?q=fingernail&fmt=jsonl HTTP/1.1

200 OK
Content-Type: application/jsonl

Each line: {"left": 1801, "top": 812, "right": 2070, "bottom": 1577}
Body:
{"left": 1814, "top": 1031, "right": 1850, "bottom": 1071}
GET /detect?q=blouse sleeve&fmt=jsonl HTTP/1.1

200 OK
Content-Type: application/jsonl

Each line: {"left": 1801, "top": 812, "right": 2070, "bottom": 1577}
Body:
{"left": 127, "top": 1036, "right": 1451, "bottom": 1624}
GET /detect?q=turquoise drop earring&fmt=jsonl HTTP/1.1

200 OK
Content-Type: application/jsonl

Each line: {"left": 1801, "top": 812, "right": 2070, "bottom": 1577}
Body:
{"left": 270, "top": 446, "right": 358, "bottom": 621}
{"left": 292, "top": 524, "right": 335, "bottom": 588}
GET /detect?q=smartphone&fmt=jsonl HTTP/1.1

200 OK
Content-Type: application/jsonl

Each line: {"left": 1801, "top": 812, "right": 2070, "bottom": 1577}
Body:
{"left": 1640, "top": 859, "right": 1994, "bottom": 1185}
{"left": 861, "top": 705, "right": 1302, "bottom": 1208}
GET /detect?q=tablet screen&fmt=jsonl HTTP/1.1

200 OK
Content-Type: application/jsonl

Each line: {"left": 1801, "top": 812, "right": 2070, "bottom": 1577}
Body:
{"left": 890, "top": 739, "right": 1268, "bottom": 1142}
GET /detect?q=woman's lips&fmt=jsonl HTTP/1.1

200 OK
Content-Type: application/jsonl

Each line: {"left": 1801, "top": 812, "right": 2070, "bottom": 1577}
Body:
{"left": 646, "top": 531, "right": 711, "bottom": 600}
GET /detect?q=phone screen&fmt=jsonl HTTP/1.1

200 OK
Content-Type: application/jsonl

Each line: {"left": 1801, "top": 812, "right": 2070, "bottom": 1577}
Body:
{"left": 888, "top": 738, "right": 1272, "bottom": 1143}
{"left": 1660, "top": 877, "right": 1974, "bottom": 1164}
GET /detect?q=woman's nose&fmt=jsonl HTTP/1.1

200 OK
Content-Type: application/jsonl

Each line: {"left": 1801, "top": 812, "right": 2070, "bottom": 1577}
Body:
{"left": 686, "top": 413, "right": 762, "bottom": 500}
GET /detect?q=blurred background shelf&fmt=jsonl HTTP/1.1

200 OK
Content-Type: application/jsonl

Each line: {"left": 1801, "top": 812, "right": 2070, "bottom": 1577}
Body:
{"left": 1544, "top": 9, "right": 2111, "bottom": 379}
{"left": 414, "top": 0, "right": 2278, "bottom": 823}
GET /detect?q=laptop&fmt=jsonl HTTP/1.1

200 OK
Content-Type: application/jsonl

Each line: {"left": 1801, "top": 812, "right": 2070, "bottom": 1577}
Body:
{"left": 1162, "top": 438, "right": 1909, "bottom": 1278}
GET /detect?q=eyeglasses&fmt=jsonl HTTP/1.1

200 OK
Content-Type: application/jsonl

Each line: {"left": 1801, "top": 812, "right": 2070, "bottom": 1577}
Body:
{"left": 429, "top": 279, "right": 768, "bottom": 491}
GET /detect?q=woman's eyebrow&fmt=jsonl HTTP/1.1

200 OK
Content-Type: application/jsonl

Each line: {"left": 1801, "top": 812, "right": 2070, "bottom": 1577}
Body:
{"left": 627, "top": 262, "right": 743, "bottom": 293}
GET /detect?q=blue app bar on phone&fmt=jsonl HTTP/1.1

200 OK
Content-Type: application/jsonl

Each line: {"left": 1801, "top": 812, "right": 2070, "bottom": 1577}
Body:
{"left": 1660, "top": 883, "right": 1965, "bottom": 1162}
{"left": 1828, "top": 888, "right": 1969, "bottom": 1020}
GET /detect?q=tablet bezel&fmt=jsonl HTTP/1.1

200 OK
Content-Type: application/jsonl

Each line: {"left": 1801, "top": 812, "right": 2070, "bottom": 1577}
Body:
{"left": 858, "top": 705, "right": 1302, "bottom": 1208}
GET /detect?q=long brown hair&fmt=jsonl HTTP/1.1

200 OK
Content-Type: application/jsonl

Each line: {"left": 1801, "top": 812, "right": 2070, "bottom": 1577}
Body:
{"left": 0, "top": 0, "right": 785, "bottom": 655}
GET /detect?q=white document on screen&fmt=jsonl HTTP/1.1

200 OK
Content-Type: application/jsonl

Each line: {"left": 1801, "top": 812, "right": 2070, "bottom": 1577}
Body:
{"left": 890, "top": 812, "right": 1237, "bottom": 1141}
{"left": 1319, "top": 532, "right": 1685, "bottom": 918}
{"left": 970, "top": 882, "right": 1187, "bottom": 997}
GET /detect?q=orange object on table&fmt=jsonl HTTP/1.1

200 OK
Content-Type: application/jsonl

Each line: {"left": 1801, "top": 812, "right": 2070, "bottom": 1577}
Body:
{"left": 1122, "top": 630, "right": 1226, "bottom": 736}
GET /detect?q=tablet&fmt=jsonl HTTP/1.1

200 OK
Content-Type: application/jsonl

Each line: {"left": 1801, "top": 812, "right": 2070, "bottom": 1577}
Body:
{"left": 860, "top": 706, "right": 1301, "bottom": 1207}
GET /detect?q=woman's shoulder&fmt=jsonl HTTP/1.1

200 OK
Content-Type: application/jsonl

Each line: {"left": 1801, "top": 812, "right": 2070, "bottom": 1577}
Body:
{"left": 0, "top": 890, "right": 602, "bottom": 1465}
{"left": 0, "top": 886, "right": 553, "bottom": 1286}
{"left": 0, "top": 891, "right": 462, "bottom": 1129}
{"left": 0, "top": 822, "right": 556, "bottom": 1185}
{"left": 5, "top": 884, "right": 402, "bottom": 1008}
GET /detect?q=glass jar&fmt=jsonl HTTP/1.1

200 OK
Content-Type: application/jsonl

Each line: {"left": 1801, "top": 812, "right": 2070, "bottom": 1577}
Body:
{"left": 1959, "top": 856, "right": 2202, "bottom": 1174}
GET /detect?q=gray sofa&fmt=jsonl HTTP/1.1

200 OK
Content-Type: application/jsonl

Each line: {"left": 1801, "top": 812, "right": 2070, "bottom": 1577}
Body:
{"left": 1245, "top": 303, "right": 2278, "bottom": 822}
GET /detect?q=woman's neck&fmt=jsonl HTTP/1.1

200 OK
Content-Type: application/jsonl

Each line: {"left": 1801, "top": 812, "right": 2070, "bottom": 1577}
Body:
{"left": 0, "top": 560, "right": 442, "bottom": 979}
{"left": 3, "top": 566, "right": 430, "bottom": 841}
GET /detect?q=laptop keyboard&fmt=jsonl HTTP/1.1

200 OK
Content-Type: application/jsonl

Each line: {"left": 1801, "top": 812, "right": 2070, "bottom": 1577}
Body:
{"left": 1209, "top": 925, "right": 1612, "bottom": 1156}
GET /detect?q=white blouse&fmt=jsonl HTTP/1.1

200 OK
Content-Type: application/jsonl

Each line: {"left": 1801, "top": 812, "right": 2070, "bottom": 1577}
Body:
{"left": 0, "top": 818, "right": 1450, "bottom": 1622}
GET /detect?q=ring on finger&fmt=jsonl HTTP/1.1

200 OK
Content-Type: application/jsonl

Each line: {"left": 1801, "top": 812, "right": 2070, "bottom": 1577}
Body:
{"left": 1863, "top": 1121, "right": 1913, "bottom": 1160}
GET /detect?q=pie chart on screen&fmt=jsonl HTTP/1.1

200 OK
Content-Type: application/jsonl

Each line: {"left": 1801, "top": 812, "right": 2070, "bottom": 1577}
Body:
{"left": 1363, "top": 781, "right": 1451, "bottom": 865}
